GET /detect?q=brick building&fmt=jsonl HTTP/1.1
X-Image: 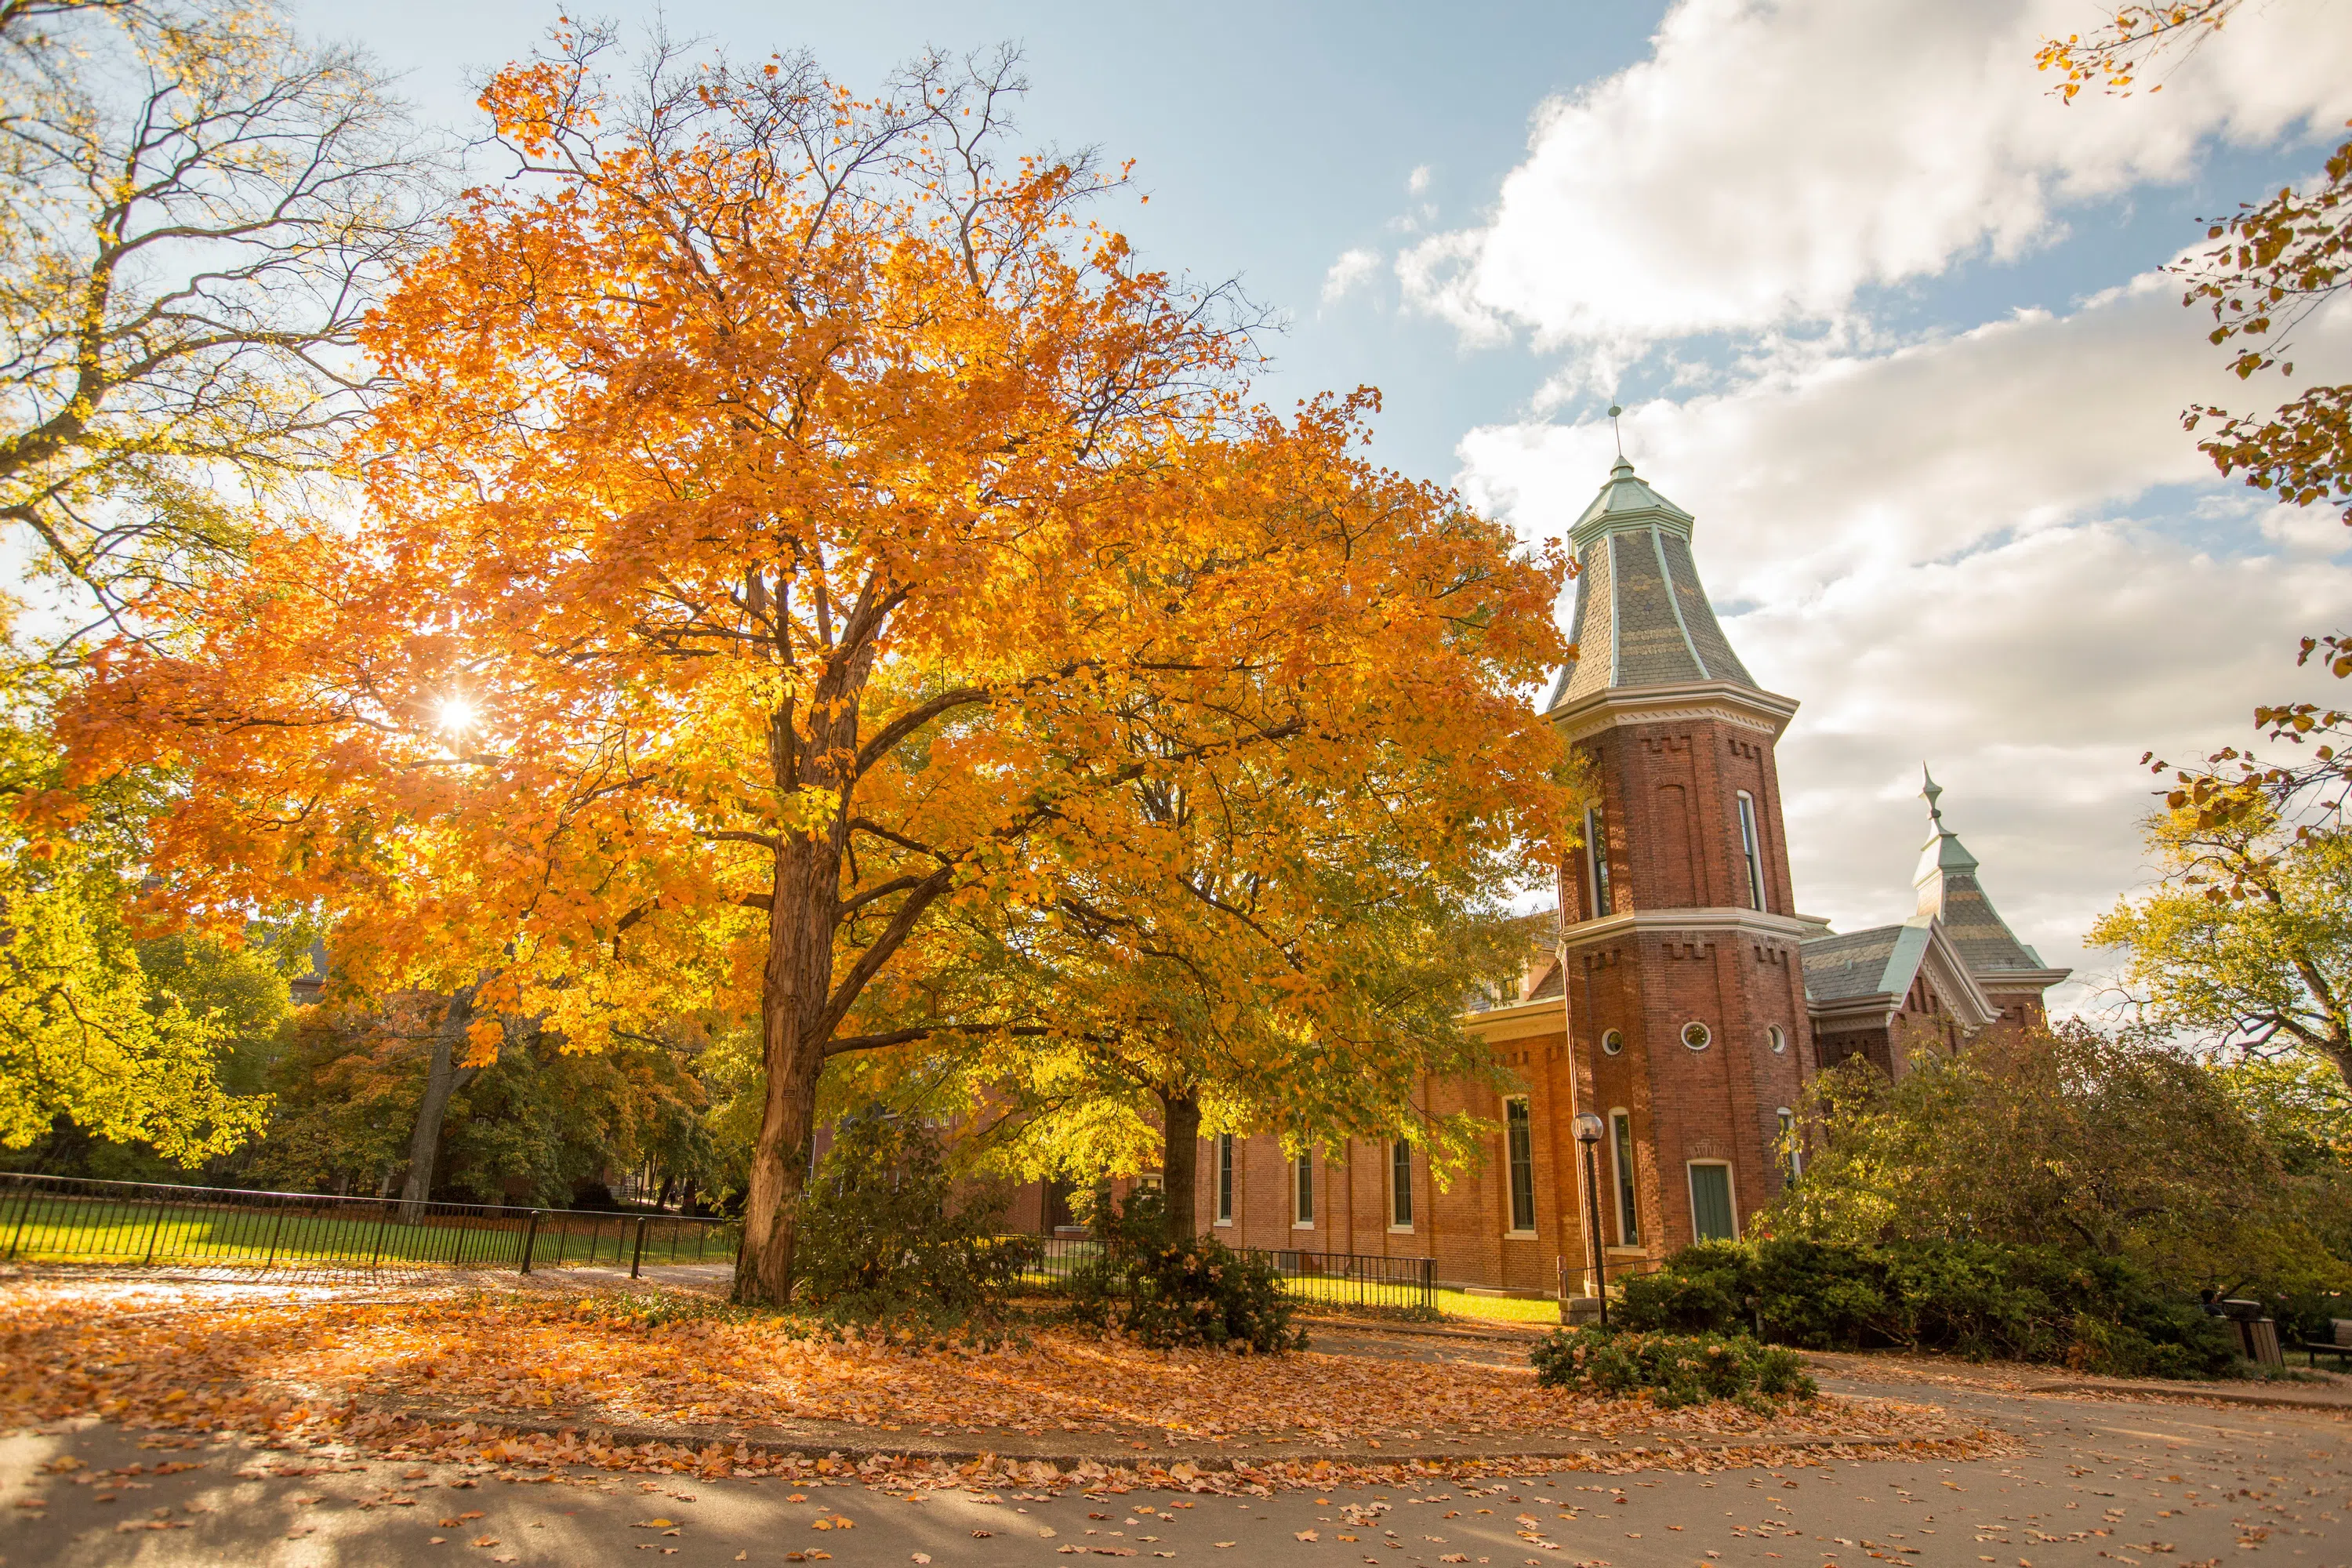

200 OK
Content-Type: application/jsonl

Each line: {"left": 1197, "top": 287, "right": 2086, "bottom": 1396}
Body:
{"left": 1028, "top": 456, "right": 2067, "bottom": 1296}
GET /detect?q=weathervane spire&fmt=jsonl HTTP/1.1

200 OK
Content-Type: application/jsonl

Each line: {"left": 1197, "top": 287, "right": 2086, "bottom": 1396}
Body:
{"left": 1607, "top": 401, "right": 1624, "bottom": 460}
{"left": 1921, "top": 762, "right": 1944, "bottom": 824}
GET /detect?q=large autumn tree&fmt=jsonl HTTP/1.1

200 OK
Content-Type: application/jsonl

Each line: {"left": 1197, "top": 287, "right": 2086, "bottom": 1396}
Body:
{"left": 63, "top": 32, "right": 1570, "bottom": 1303}
{"left": 872, "top": 737, "right": 1565, "bottom": 1240}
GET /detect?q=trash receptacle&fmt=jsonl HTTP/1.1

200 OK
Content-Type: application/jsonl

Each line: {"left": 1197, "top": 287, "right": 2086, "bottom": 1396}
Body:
{"left": 2212, "top": 1298, "right": 2285, "bottom": 1369}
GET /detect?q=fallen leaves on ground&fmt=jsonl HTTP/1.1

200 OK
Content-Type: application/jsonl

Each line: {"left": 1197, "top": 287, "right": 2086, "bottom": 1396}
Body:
{"left": 0, "top": 1279, "right": 2000, "bottom": 1495}
{"left": 0, "top": 1285, "right": 1965, "bottom": 1447}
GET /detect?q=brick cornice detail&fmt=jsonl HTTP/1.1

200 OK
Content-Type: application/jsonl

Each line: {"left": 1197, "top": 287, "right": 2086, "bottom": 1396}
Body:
{"left": 1560, "top": 906, "right": 1813, "bottom": 950}
{"left": 1545, "top": 680, "right": 1801, "bottom": 745}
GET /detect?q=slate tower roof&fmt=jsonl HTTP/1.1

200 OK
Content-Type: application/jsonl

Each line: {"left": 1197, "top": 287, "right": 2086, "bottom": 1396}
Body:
{"left": 1544, "top": 457, "right": 1759, "bottom": 712}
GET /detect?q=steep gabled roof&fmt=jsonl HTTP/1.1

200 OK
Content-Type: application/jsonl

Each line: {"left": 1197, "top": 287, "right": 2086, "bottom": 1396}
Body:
{"left": 1546, "top": 458, "right": 1759, "bottom": 711}
{"left": 1802, "top": 913, "right": 1998, "bottom": 1032}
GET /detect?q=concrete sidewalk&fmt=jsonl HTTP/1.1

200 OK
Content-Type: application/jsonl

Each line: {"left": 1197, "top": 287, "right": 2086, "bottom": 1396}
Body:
{"left": 7, "top": 1383, "right": 2349, "bottom": 1566}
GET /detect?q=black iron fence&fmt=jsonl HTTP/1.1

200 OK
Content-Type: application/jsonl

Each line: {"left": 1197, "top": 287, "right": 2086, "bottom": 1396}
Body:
{"left": 0, "top": 1172, "right": 739, "bottom": 1278}
{"left": 1012, "top": 1232, "right": 1436, "bottom": 1313}
{"left": 1, "top": 1173, "right": 1439, "bottom": 1311}
{"left": 1265, "top": 1247, "right": 1437, "bottom": 1314}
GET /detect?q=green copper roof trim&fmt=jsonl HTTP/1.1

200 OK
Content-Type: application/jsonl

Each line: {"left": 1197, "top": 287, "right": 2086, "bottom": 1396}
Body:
{"left": 1649, "top": 523, "right": 1710, "bottom": 681}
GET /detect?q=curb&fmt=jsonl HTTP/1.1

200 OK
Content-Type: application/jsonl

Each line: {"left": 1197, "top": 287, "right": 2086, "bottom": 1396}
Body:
{"left": 360, "top": 1404, "right": 1988, "bottom": 1476}
{"left": 2023, "top": 1378, "right": 2352, "bottom": 1414}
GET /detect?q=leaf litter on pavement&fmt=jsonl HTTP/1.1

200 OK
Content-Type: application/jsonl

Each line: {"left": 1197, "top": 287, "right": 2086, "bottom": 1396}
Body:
{"left": 0, "top": 1279, "right": 1998, "bottom": 1495}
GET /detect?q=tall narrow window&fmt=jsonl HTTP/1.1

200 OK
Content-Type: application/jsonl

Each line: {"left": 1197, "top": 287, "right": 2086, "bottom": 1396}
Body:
{"left": 1504, "top": 1098, "right": 1537, "bottom": 1233}
{"left": 1293, "top": 1152, "right": 1314, "bottom": 1226}
{"left": 1688, "top": 1162, "right": 1737, "bottom": 1242}
{"left": 1216, "top": 1133, "right": 1235, "bottom": 1224}
{"left": 1610, "top": 1110, "right": 1640, "bottom": 1244}
{"left": 1736, "top": 792, "right": 1767, "bottom": 911}
{"left": 1583, "top": 804, "right": 1613, "bottom": 919}
{"left": 1390, "top": 1139, "right": 1414, "bottom": 1228}
{"left": 1776, "top": 1109, "right": 1802, "bottom": 1184}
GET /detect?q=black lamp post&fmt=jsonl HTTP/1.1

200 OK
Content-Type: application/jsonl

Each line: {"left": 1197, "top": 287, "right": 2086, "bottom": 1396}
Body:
{"left": 1573, "top": 1111, "right": 1607, "bottom": 1327}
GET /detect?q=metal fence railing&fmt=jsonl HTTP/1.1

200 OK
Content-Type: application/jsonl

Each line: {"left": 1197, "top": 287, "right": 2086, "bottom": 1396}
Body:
{"left": 1264, "top": 1247, "right": 1437, "bottom": 1314}
{"left": 0, "top": 1172, "right": 739, "bottom": 1278}
{"left": 1010, "top": 1232, "right": 1436, "bottom": 1313}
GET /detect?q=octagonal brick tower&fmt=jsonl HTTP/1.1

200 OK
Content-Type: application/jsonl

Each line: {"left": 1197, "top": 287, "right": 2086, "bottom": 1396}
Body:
{"left": 1546, "top": 457, "right": 1814, "bottom": 1262}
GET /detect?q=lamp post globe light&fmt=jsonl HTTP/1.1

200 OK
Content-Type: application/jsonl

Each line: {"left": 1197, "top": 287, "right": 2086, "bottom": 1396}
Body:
{"left": 1572, "top": 1112, "right": 1608, "bottom": 1327}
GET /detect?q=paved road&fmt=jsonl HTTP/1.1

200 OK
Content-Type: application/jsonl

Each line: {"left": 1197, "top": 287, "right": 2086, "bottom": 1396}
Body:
{"left": 5, "top": 1377, "right": 2349, "bottom": 1568}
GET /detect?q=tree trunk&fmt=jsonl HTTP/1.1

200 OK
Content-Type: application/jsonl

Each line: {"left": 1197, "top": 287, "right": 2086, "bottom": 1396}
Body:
{"left": 735, "top": 830, "right": 836, "bottom": 1303}
{"left": 732, "top": 593, "right": 927, "bottom": 1305}
{"left": 1159, "top": 1089, "right": 1202, "bottom": 1240}
{"left": 398, "top": 987, "right": 479, "bottom": 1223}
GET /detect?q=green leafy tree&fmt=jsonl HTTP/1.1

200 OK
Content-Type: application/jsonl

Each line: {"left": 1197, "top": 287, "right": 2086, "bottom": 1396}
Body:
{"left": 2089, "top": 808, "right": 2352, "bottom": 1089}
{"left": 0, "top": 646, "right": 265, "bottom": 1164}
{"left": 1772, "top": 1022, "right": 2346, "bottom": 1300}
{"left": 846, "top": 738, "right": 1570, "bottom": 1238}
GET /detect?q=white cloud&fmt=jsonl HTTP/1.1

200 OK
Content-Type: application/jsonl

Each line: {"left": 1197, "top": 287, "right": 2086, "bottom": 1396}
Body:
{"left": 1321, "top": 246, "right": 1382, "bottom": 306}
{"left": 1401, "top": 0, "right": 2352, "bottom": 352}
{"left": 1406, "top": 164, "right": 1432, "bottom": 195}
{"left": 1747, "top": 520, "right": 2352, "bottom": 1012}
{"left": 1461, "top": 278, "right": 2352, "bottom": 600}
{"left": 1456, "top": 276, "right": 2352, "bottom": 1013}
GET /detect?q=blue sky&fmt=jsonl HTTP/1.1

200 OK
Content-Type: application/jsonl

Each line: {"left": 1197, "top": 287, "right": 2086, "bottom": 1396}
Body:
{"left": 303, "top": 0, "right": 2352, "bottom": 1006}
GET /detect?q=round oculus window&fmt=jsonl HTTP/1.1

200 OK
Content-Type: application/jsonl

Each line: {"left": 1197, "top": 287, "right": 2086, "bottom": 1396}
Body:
{"left": 1681, "top": 1020, "right": 1712, "bottom": 1051}
{"left": 1600, "top": 1028, "right": 1624, "bottom": 1056}
{"left": 1767, "top": 1024, "right": 1788, "bottom": 1054}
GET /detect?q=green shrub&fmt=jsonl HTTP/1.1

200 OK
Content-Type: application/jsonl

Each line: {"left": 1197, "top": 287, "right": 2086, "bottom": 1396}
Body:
{"left": 790, "top": 1109, "right": 1036, "bottom": 1327}
{"left": 1616, "top": 1240, "right": 1753, "bottom": 1334}
{"left": 1615, "top": 1236, "right": 2236, "bottom": 1377}
{"left": 1066, "top": 1190, "right": 1302, "bottom": 1353}
{"left": 1530, "top": 1327, "right": 1815, "bottom": 1411}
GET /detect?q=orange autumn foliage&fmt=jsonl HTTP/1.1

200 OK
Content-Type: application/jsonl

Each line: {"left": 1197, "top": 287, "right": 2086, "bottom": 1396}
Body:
{"left": 60, "top": 34, "right": 1570, "bottom": 1302}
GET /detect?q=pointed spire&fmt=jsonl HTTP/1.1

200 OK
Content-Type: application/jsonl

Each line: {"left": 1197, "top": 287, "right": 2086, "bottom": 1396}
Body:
{"left": 1912, "top": 768, "right": 2044, "bottom": 974}
{"left": 1549, "top": 452, "right": 1760, "bottom": 710}
{"left": 1915, "top": 764, "right": 1978, "bottom": 881}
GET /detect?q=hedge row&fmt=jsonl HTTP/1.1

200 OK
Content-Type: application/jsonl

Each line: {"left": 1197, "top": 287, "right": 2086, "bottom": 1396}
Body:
{"left": 1614, "top": 1238, "right": 2238, "bottom": 1379}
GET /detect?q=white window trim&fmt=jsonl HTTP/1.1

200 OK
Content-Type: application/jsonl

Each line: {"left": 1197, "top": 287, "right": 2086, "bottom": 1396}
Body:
{"left": 1214, "top": 1132, "right": 1236, "bottom": 1226}
{"left": 1608, "top": 1106, "right": 1639, "bottom": 1247}
{"left": 1686, "top": 1159, "right": 1740, "bottom": 1243}
{"left": 1736, "top": 790, "right": 1768, "bottom": 912}
{"left": 1584, "top": 804, "right": 1612, "bottom": 919}
{"left": 1292, "top": 1152, "right": 1315, "bottom": 1229}
{"left": 1388, "top": 1140, "right": 1415, "bottom": 1233}
{"left": 1503, "top": 1094, "right": 1537, "bottom": 1237}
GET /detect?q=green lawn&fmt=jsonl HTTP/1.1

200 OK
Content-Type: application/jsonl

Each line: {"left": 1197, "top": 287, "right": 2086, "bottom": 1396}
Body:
{"left": 1431, "top": 1287, "right": 1564, "bottom": 1325}
{"left": 0, "top": 1196, "right": 736, "bottom": 1272}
